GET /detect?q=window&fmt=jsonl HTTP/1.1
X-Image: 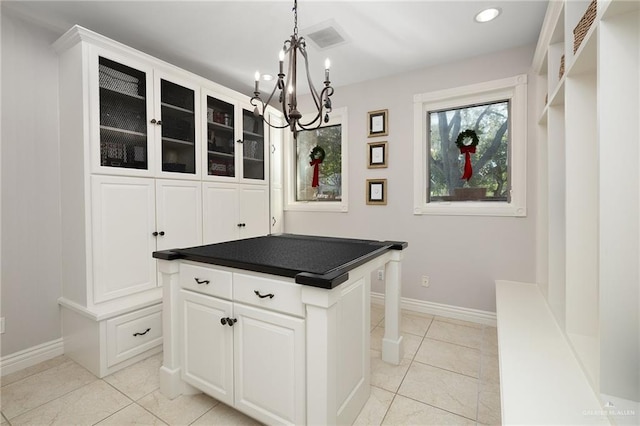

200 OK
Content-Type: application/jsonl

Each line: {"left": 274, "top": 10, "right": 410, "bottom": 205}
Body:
{"left": 413, "top": 75, "right": 527, "bottom": 216}
{"left": 286, "top": 107, "right": 348, "bottom": 212}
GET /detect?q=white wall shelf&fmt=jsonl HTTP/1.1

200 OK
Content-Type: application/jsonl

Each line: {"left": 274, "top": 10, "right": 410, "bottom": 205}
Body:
{"left": 533, "top": 0, "right": 640, "bottom": 423}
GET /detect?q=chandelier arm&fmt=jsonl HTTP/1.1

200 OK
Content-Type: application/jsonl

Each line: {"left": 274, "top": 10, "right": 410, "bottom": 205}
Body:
{"left": 298, "top": 85, "right": 334, "bottom": 128}
{"left": 298, "top": 43, "right": 323, "bottom": 111}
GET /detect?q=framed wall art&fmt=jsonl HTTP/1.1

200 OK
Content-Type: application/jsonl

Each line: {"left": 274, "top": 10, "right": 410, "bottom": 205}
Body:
{"left": 366, "top": 178, "right": 387, "bottom": 205}
{"left": 367, "top": 141, "right": 388, "bottom": 168}
{"left": 367, "top": 109, "right": 388, "bottom": 137}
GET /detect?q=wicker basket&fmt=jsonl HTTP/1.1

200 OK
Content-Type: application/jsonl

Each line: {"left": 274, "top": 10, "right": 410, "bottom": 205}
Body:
{"left": 559, "top": 54, "right": 565, "bottom": 79}
{"left": 573, "top": 0, "right": 597, "bottom": 53}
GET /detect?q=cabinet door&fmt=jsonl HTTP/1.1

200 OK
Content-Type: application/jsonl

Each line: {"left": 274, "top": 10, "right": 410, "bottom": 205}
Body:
{"left": 181, "top": 290, "right": 233, "bottom": 406}
{"left": 203, "top": 91, "right": 238, "bottom": 179}
{"left": 233, "top": 303, "right": 306, "bottom": 425}
{"left": 241, "top": 107, "right": 266, "bottom": 182}
{"left": 155, "top": 180, "right": 202, "bottom": 251}
{"left": 94, "top": 53, "right": 154, "bottom": 175}
{"left": 155, "top": 72, "right": 200, "bottom": 177}
{"left": 202, "top": 183, "right": 239, "bottom": 244}
{"left": 91, "top": 176, "right": 157, "bottom": 303}
{"left": 270, "top": 187, "right": 284, "bottom": 234}
{"left": 239, "top": 185, "right": 270, "bottom": 239}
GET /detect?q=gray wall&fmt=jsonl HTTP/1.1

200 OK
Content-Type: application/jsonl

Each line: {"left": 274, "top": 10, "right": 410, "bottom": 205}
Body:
{"left": 287, "top": 44, "right": 538, "bottom": 312}
{"left": 1, "top": 9, "right": 63, "bottom": 356}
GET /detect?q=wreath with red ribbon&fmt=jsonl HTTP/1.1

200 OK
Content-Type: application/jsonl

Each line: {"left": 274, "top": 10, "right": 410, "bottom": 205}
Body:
{"left": 309, "top": 146, "right": 326, "bottom": 188}
{"left": 455, "top": 129, "right": 479, "bottom": 181}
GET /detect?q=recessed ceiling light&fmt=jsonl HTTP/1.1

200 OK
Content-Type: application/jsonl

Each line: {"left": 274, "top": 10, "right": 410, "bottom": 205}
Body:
{"left": 475, "top": 7, "right": 501, "bottom": 23}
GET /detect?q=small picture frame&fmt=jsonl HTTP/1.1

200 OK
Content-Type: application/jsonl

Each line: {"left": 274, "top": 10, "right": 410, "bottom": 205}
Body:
{"left": 367, "top": 141, "right": 388, "bottom": 168}
{"left": 367, "top": 109, "right": 388, "bottom": 137}
{"left": 366, "top": 179, "right": 387, "bottom": 205}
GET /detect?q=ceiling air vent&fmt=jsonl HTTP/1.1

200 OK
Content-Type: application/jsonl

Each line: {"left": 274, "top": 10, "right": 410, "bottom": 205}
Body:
{"left": 303, "top": 20, "right": 348, "bottom": 50}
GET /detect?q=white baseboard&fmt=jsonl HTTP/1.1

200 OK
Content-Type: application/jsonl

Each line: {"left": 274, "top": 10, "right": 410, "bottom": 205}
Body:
{"left": 1, "top": 338, "right": 64, "bottom": 377}
{"left": 371, "top": 292, "right": 497, "bottom": 327}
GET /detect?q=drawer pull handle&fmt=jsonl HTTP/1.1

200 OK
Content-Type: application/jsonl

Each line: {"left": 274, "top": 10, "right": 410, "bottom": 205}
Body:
{"left": 133, "top": 328, "right": 151, "bottom": 337}
{"left": 220, "top": 317, "right": 237, "bottom": 327}
{"left": 254, "top": 290, "right": 274, "bottom": 299}
{"left": 194, "top": 278, "right": 210, "bottom": 285}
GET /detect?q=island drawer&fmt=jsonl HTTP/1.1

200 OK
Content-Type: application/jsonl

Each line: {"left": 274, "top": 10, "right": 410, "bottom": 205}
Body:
{"left": 106, "top": 304, "right": 162, "bottom": 367}
{"left": 180, "top": 263, "right": 232, "bottom": 299}
{"left": 234, "top": 273, "right": 304, "bottom": 317}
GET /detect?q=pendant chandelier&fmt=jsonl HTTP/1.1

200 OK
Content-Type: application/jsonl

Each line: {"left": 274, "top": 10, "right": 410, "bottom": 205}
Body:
{"left": 250, "top": 0, "right": 334, "bottom": 137}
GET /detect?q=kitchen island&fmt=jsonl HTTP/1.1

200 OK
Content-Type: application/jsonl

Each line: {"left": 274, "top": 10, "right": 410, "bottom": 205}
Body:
{"left": 153, "top": 234, "right": 406, "bottom": 425}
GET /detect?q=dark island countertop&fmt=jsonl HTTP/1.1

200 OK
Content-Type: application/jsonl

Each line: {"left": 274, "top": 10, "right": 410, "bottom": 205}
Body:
{"left": 153, "top": 233, "right": 407, "bottom": 289}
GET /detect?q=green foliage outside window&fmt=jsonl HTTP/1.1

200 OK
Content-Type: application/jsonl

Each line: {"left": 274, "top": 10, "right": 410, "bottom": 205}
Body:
{"left": 428, "top": 100, "right": 510, "bottom": 201}
{"left": 296, "top": 125, "right": 342, "bottom": 201}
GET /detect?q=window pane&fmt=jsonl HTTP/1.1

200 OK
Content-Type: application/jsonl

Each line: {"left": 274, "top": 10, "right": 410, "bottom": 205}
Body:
{"left": 296, "top": 125, "right": 342, "bottom": 201}
{"left": 428, "top": 100, "right": 510, "bottom": 202}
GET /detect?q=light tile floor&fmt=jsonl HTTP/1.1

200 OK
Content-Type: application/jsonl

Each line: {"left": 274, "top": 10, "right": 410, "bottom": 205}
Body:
{"left": 0, "top": 305, "right": 500, "bottom": 425}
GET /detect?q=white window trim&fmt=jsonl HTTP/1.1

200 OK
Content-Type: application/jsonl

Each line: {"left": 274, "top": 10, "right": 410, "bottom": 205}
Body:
{"left": 413, "top": 74, "right": 527, "bottom": 217}
{"left": 285, "top": 106, "right": 348, "bottom": 212}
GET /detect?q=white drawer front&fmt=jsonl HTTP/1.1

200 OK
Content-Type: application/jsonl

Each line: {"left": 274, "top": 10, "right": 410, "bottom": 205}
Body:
{"left": 106, "top": 304, "right": 162, "bottom": 367}
{"left": 234, "top": 273, "right": 304, "bottom": 317}
{"left": 180, "top": 263, "right": 232, "bottom": 299}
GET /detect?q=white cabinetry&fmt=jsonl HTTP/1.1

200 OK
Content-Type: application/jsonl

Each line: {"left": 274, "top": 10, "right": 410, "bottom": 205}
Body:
{"left": 178, "top": 268, "right": 306, "bottom": 425}
{"left": 534, "top": 0, "right": 640, "bottom": 418}
{"left": 54, "top": 25, "right": 279, "bottom": 377}
{"left": 91, "top": 176, "right": 157, "bottom": 303}
{"left": 202, "top": 183, "right": 270, "bottom": 244}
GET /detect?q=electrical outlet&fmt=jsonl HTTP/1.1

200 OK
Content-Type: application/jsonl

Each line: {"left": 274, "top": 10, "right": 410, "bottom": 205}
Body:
{"left": 377, "top": 270, "right": 384, "bottom": 281}
{"left": 0, "top": 317, "right": 5, "bottom": 334}
{"left": 421, "top": 275, "right": 430, "bottom": 287}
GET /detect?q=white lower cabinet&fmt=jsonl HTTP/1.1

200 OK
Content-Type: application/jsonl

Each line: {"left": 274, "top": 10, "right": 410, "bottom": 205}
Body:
{"left": 91, "top": 176, "right": 158, "bottom": 303}
{"left": 180, "top": 286, "right": 305, "bottom": 425}
{"left": 106, "top": 304, "right": 163, "bottom": 367}
{"left": 202, "top": 183, "right": 269, "bottom": 244}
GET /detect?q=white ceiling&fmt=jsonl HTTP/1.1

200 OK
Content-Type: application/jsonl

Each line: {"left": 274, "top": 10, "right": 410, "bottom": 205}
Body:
{"left": 3, "top": 0, "right": 548, "bottom": 96}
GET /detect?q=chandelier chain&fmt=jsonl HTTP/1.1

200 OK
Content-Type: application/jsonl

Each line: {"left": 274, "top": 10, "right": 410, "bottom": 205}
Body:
{"left": 293, "top": 0, "right": 298, "bottom": 36}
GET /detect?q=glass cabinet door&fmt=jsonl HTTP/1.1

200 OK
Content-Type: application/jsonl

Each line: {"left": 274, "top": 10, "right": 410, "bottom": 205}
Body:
{"left": 160, "top": 79, "right": 196, "bottom": 174}
{"left": 241, "top": 109, "right": 265, "bottom": 181}
{"left": 206, "top": 96, "right": 236, "bottom": 178}
{"left": 99, "top": 57, "right": 149, "bottom": 170}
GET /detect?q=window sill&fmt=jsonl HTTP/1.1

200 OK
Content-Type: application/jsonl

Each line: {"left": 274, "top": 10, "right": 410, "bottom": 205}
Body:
{"left": 285, "top": 201, "right": 348, "bottom": 213}
{"left": 414, "top": 202, "right": 526, "bottom": 217}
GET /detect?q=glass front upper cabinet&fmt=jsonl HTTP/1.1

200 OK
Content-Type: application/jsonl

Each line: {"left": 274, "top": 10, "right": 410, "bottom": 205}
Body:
{"left": 160, "top": 79, "right": 196, "bottom": 174}
{"left": 242, "top": 108, "right": 265, "bottom": 181}
{"left": 98, "top": 57, "right": 148, "bottom": 170}
{"left": 206, "top": 95, "right": 236, "bottom": 178}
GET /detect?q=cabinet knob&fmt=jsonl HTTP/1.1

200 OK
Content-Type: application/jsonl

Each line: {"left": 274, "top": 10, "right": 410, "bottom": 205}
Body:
{"left": 152, "top": 231, "right": 158, "bottom": 236}
{"left": 156, "top": 120, "right": 162, "bottom": 125}
{"left": 150, "top": 119, "right": 157, "bottom": 124}
{"left": 159, "top": 231, "right": 165, "bottom": 236}
{"left": 237, "top": 139, "right": 243, "bottom": 144}
{"left": 220, "top": 317, "right": 237, "bottom": 327}
{"left": 237, "top": 223, "right": 246, "bottom": 228}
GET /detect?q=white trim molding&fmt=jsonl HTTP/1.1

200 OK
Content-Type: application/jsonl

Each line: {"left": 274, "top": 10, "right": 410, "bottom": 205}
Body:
{"left": 284, "top": 107, "right": 349, "bottom": 213}
{"left": 371, "top": 292, "right": 497, "bottom": 327}
{"left": 0, "top": 338, "right": 64, "bottom": 377}
{"left": 413, "top": 74, "right": 528, "bottom": 217}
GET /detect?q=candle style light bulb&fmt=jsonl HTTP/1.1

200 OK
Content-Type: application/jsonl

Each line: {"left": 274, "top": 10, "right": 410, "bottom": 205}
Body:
{"left": 254, "top": 71, "right": 260, "bottom": 92}
{"left": 279, "top": 50, "right": 285, "bottom": 74}
{"left": 324, "top": 58, "right": 331, "bottom": 81}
